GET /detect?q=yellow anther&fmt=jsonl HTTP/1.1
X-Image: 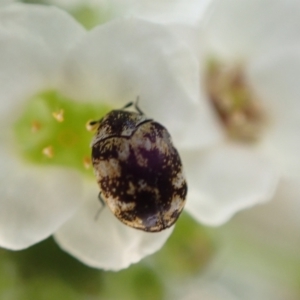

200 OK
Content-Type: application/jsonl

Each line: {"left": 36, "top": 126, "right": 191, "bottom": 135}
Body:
{"left": 42, "top": 146, "right": 54, "bottom": 158}
{"left": 52, "top": 109, "right": 64, "bottom": 122}
{"left": 86, "top": 120, "right": 99, "bottom": 132}
{"left": 83, "top": 156, "right": 92, "bottom": 169}
{"left": 31, "top": 121, "right": 42, "bottom": 133}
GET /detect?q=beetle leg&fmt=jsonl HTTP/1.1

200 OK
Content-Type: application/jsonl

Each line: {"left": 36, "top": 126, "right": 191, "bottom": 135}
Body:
{"left": 94, "top": 192, "right": 106, "bottom": 221}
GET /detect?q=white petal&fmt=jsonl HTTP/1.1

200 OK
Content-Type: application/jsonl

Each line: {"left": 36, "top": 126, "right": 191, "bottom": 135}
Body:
{"left": 232, "top": 177, "right": 300, "bottom": 251}
{"left": 46, "top": 0, "right": 211, "bottom": 26}
{"left": 204, "top": 0, "right": 300, "bottom": 59}
{"left": 0, "top": 3, "right": 85, "bottom": 118}
{"left": 54, "top": 182, "right": 173, "bottom": 271}
{"left": 129, "top": 0, "right": 212, "bottom": 26}
{"left": 0, "top": 3, "right": 85, "bottom": 55}
{"left": 60, "top": 18, "right": 223, "bottom": 149}
{"left": 248, "top": 47, "right": 300, "bottom": 177}
{"left": 183, "top": 144, "right": 279, "bottom": 226}
{"left": 0, "top": 145, "right": 83, "bottom": 250}
{"left": 0, "top": 30, "right": 50, "bottom": 119}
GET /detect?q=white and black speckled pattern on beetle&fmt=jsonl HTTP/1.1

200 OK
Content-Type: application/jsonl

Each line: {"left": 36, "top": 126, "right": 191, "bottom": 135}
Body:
{"left": 91, "top": 103, "right": 187, "bottom": 232}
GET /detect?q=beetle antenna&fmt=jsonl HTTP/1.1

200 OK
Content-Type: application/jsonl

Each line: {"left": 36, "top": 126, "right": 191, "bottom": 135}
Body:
{"left": 89, "top": 120, "right": 99, "bottom": 126}
{"left": 122, "top": 102, "right": 134, "bottom": 109}
{"left": 86, "top": 119, "right": 101, "bottom": 132}
{"left": 134, "top": 96, "right": 144, "bottom": 115}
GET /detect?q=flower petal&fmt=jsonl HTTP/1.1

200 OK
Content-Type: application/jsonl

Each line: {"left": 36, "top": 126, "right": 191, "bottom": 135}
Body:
{"left": 204, "top": 0, "right": 300, "bottom": 59}
{"left": 45, "top": 0, "right": 211, "bottom": 26}
{"left": 60, "top": 18, "right": 223, "bottom": 149}
{"left": 232, "top": 177, "right": 300, "bottom": 250}
{"left": 0, "top": 145, "right": 83, "bottom": 250}
{"left": 0, "top": 3, "right": 85, "bottom": 118}
{"left": 0, "top": 3, "right": 85, "bottom": 56}
{"left": 54, "top": 182, "right": 173, "bottom": 271}
{"left": 129, "top": 0, "right": 212, "bottom": 26}
{"left": 183, "top": 144, "right": 279, "bottom": 226}
{"left": 248, "top": 47, "right": 300, "bottom": 177}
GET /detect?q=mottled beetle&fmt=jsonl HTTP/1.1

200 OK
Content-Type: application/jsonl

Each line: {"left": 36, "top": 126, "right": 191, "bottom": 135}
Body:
{"left": 90, "top": 101, "right": 187, "bottom": 232}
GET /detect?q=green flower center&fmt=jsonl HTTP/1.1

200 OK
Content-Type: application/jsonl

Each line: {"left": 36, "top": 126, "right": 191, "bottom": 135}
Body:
{"left": 206, "top": 59, "right": 266, "bottom": 142}
{"left": 14, "top": 90, "right": 112, "bottom": 177}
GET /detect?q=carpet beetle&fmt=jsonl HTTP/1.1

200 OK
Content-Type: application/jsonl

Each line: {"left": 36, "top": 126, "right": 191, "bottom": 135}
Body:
{"left": 90, "top": 101, "right": 187, "bottom": 232}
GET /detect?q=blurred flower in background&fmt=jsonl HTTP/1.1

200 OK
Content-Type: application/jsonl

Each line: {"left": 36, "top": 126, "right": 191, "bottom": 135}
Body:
{"left": 172, "top": 0, "right": 300, "bottom": 298}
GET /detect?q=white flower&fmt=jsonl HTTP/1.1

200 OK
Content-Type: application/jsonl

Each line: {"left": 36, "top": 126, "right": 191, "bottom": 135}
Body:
{"left": 0, "top": 3, "right": 179, "bottom": 270}
{"left": 0, "top": 3, "right": 208, "bottom": 271}
{"left": 168, "top": 0, "right": 300, "bottom": 225}
{"left": 167, "top": 0, "right": 300, "bottom": 296}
